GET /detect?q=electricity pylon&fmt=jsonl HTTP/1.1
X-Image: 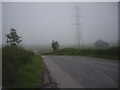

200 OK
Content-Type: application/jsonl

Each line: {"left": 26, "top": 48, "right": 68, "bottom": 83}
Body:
{"left": 74, "top": 6, "right": 84, "bottom": 48}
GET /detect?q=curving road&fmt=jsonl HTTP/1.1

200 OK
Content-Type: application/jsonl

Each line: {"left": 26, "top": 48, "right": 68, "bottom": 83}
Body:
{"left": 43, "top": 55, "right": 118, "bottom": 88}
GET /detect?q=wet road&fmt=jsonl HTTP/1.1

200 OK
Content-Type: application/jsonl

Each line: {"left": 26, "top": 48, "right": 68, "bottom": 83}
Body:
{"left": 43, "top": 55, "right": 118, "bottom": 88}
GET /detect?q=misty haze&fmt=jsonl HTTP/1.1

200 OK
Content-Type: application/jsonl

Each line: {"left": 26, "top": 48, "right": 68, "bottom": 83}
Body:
{"left": 2, "top": 2, "right": 118, "bottom": 88}
{"left": 2, "top": 2, "right": 118, "bottom": 48}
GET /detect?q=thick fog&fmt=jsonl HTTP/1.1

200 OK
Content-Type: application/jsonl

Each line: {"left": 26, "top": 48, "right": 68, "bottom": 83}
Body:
{"left": 0, "top": 1, "right": 1, "bottom": 46}
{"left": 2, "top": 2, "right": 118, "bottom": 47}
{"left": 0, "top": 1, "right": 2, "bottom": 89}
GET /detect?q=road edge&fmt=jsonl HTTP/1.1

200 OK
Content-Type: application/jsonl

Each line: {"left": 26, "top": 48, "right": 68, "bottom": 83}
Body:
{"left": 41, "top": 56, "right": 58, "bottom": 88}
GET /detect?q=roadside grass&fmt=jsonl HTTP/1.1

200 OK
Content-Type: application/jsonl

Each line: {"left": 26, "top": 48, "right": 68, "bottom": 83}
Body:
{"left": 15, "top": 56, "right": 44, "bottom": 88}
{"left": 2, "top": 46, "right": 44, "bottom": 88}
{"left": 0, "top": 48, "right": 1, "bottom": 87}
{"left": 44, "top": 47, "right": 119, "bottom": 60}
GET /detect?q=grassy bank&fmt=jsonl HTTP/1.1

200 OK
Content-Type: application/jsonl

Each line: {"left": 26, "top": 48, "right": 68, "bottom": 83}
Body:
{"left": 44, "top": 47, "right": 119, "bottom": 60}
{"left": 0, "top": 48, "right": 2, "bottom": 87}
{"left": 15, "top": 56, "right": 44, "bottom": 88}
{"left": 2, "top": 46, "right": 44, "bottom": 88}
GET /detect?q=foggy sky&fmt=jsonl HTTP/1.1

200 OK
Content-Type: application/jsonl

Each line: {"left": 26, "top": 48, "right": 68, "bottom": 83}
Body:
{"left": 2, "top": 2, "right": 118, "bottom": 47}
{"left": 0, "top": 1, "right": 2, "bottom": 46}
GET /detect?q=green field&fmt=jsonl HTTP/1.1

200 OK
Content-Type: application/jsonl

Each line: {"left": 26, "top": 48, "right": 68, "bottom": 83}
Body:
{"left": 2, "top": 46, "right": 44, "bottom": 88}
{"left": 44, "top": 47, "right": 119, "bottom": 60}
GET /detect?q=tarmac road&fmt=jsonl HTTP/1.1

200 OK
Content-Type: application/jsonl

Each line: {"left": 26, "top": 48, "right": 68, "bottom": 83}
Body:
{"left": 43, "top": 55, "right": 118, "bottom": 88}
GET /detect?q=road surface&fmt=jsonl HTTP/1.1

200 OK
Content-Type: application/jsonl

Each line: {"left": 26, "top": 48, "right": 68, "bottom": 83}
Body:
{"left": 43, "top": 55, "right": 118, "bottom": 88}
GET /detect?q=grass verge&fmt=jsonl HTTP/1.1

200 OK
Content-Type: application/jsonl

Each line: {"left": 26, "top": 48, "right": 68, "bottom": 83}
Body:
{"left": 44, "top": 47, "right": 119, "bottom": 60}
{"left": 14, "top": 55, "right": 44, "bottom": 88}
{"left": 2, "top": 46, "right": 44, "bottom": 88}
